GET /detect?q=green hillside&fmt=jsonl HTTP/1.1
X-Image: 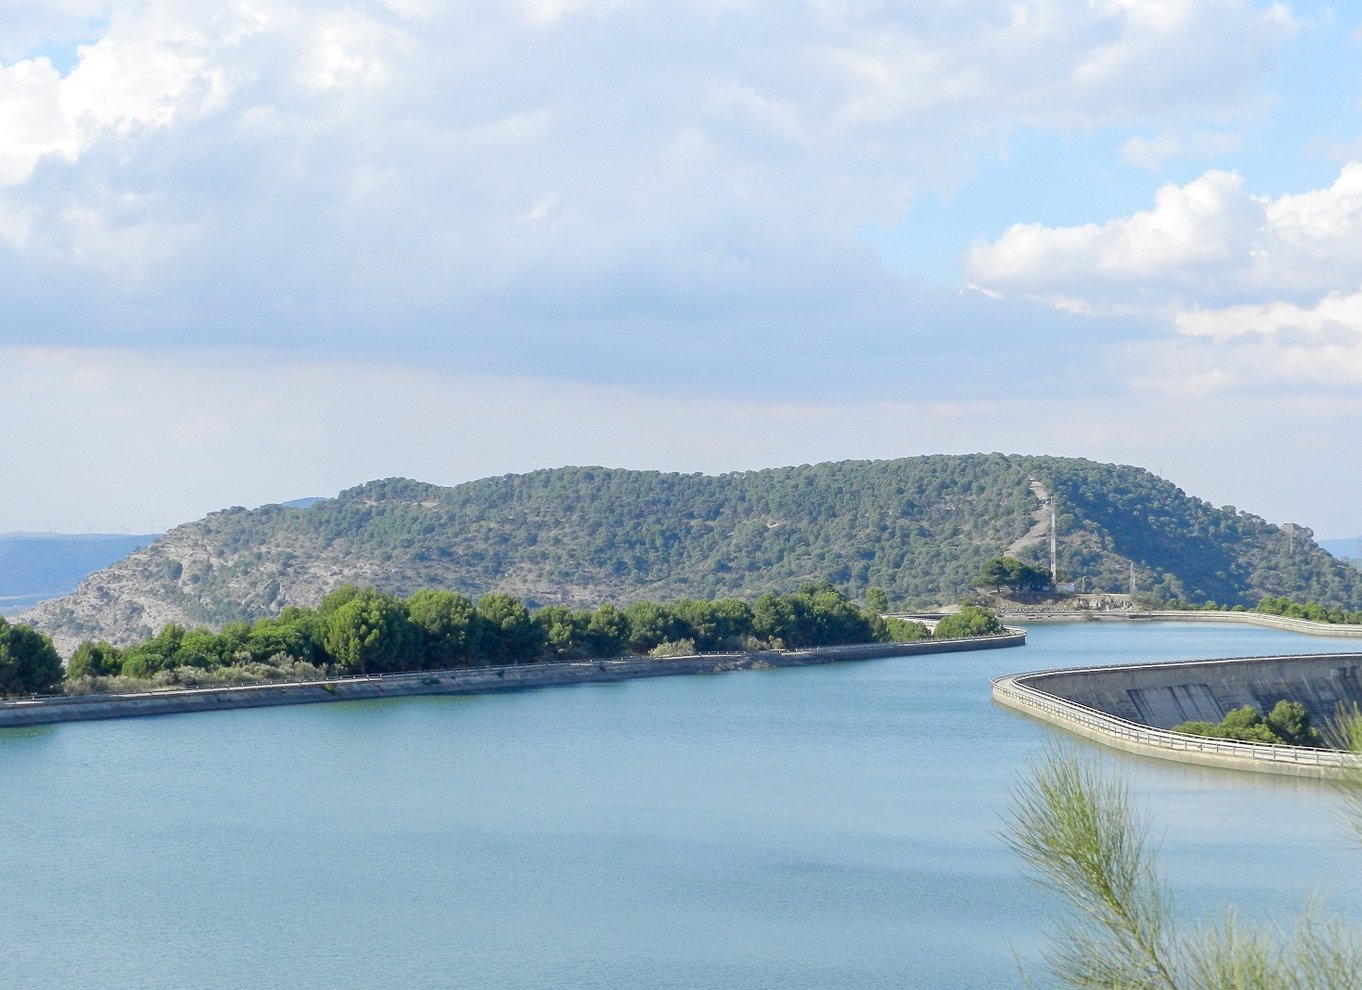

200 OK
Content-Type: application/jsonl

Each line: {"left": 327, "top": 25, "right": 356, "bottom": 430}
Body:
{"left": 25, "top": 455, "right": 1362, "bottom": 645}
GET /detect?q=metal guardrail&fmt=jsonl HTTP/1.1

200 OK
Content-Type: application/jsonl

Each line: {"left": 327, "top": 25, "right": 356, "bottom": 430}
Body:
{"left": 991, "top": 671, "right": 1361, "bottom": 770}
{"left": 1133, "top": 610, "right": 1362, "bottom": 636}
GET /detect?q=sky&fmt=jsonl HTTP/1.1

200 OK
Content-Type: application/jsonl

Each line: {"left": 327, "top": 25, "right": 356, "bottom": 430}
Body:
{"left": 1, "top": 0, "right": 1361, "bottom": 537}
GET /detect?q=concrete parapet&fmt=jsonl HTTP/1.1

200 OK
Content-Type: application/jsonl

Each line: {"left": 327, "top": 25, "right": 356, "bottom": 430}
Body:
{"left": 0, "top": 630, "right": 1024, "bottom": 729}
{"left": 993, "top": 653, "right": 1362, "bottom": 778}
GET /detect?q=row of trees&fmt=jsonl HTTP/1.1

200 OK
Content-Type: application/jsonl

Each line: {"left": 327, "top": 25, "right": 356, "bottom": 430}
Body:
{"left": 1172, "top": 699, "right": 1322, "bottom": 747}
{"left": 35, "top": 583, "right": 1004, "bottom": 695}
{"left": 1255, "top": 595, "right": 1362, "bottom": 626}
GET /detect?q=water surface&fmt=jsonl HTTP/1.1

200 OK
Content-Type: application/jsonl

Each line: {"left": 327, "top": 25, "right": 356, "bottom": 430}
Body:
{"left": 2, "top": 622, "right": 1360, "bottom": 988}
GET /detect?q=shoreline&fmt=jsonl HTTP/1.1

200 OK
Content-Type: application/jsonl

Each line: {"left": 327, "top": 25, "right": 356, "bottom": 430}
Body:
{"left": 994, "top": 608, "right": 1362, "bottom": 637}
{"left": 0, "top": 631, "right": 1025, "bottom": 728}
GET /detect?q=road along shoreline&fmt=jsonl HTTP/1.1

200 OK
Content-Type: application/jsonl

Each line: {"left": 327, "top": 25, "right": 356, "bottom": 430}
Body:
{"left": 995, "top": 608, "right": 1362, "bottom": 637}
{"left": 0, "top": 631, "right": 1025, "bottom": 728}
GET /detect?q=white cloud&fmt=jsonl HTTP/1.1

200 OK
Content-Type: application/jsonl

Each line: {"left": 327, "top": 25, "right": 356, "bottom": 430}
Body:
{"left": 1125, "top": 290, "right": 1362, "bottom": 393}
{"left": 0, "top": 2, "right": 264, "bottom": 187}
{"left": 966, "top": 161, "right": 1362, "bottom": 396}
{"left": 0, "top": 0, "right": 1298, "bottom": 343}
{"left": 1120, "top": 129, "right": 1244, "bottom": 170}
{"left": 965, "top": 162, "right": 1362, "bottom": 308}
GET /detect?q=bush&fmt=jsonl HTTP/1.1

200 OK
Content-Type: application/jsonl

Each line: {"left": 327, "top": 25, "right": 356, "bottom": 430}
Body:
{"left": 882, "top": 616, "right": 931, "bottom": 641}
{"left": 933, "top": 606, "right": 1004, "bottom": 639}
{"left": 1173, "top": 700, "right": 1322, "bottom": 747}
{"left": 648, "top": 638, "right": 697, "bottom": 658}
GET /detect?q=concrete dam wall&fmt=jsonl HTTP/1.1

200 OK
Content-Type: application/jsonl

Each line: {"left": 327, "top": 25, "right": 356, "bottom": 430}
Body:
{"left": 993, "top": 651, "right": 1362, "bottom": 777}
{"left": 1022, "top": 653, "right": 1362, "bottom": 730}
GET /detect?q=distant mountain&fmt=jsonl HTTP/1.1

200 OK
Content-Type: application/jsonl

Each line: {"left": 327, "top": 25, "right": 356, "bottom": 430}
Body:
{"left": 1318, "top": 537, "right": 1362, "bottom": 561}
{"left": 280, "top": 497, "right": 327, "bottom": 509}
{"left": 0, "top": 533, "right": 159, "bottom": 614}
{"left": 23, "top": 455, "right": 1362, "bottom": 647}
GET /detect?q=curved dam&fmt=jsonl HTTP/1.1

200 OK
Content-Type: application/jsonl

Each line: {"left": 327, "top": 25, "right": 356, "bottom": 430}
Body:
{"left": 994, "top": 651, "right": 1362, "bottom": 777}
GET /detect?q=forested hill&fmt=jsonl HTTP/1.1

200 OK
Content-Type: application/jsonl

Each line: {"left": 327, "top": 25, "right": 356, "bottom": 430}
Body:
{"left": 24, "top": 455, "right": 1362, "bottom": 646}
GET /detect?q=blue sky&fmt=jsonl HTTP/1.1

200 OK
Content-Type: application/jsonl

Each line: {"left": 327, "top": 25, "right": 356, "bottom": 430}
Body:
{"left": 1, "top": 0, "right": 1361, "bottom": 537}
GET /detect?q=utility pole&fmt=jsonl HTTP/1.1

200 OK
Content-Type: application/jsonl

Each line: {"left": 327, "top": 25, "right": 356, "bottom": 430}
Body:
{"left": 1049, "top": 502, "right": 1058, "bottom": 582}
{"left": 1129, "top": 560, "right": 1136, "bottom": 597}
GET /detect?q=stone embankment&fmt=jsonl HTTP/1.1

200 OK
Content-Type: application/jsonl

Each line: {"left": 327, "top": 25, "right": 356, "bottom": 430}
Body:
{"left": 993, "top": 649, "right": 1362, "bottom": 778}
{"left": 0, "top": 631, "right": 1025, "bottom": 729}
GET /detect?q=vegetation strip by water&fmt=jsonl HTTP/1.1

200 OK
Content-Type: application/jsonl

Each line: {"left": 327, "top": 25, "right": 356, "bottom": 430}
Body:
{"left": 0, "top": 631, "right": 1025, "bottom": 727}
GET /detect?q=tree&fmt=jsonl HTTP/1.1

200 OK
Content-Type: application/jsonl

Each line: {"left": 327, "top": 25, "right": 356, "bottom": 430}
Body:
{"left": 752, "top": 591, "right": 800, "bottom": 648}
{"left": 585, "top": 603, "right": 630, "bottom": 657}
{"left": 321, "top": 589, "right": 420, "bottom": 674}
{"left": 67, "top": 640, "right": 124, "bottom": 679}
{"left": 123, "top": 623, "right": 188, "bottom": 674}
{"left": 797, "top": 582, "right": 877, "bottom": 646}
{"left": 0, "top": 618, "right": 64, "bottom": 696}
{"left": 866, "top": 586, "right": 890, "bottom": 614}
{"left": 1006, "top": 736, "right": 1362, "bottom": 990}
{"left": 882, "top": 616, "right": 931, "bottom": 642}
{"left": 475, "top": 593, "right": 540, "bottom": 663}
{"left": 1266, "top": 700, "right": 1322, "bottom": 748}
{"left": 978, "top": 556, "right": 1050, "bottom": 594}
{"left": 622, "top": 600, "right": 686, "bottom": 654}
{"left": 407, "top": 589, "right": 479, "bottom": 668}
{"left": 533, "top": 605, "right": 591, "bottom": 660}
{"left": 246, "top": 613, "right": 324, "bottom": 667}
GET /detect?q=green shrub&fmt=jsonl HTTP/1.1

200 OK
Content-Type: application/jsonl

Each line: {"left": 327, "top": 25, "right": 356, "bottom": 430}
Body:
{"left": 933, "top": 605, "right": 1004, "bottom": 639}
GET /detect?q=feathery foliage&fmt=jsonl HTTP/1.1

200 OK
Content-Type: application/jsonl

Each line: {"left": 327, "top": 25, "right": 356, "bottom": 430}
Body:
{"left": 1007, "top": 734, "right": 1362, "bottom": 990}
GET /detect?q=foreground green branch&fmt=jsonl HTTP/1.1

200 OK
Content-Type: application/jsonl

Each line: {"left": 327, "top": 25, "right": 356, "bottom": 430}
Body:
{"left": 1006, "top": 739, "right": 1362, "bottom": 990}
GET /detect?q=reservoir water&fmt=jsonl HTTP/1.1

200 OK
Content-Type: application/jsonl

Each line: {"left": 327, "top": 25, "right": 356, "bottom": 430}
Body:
{"left": 4, "top": 621, "right": 1362, "bottom": 989}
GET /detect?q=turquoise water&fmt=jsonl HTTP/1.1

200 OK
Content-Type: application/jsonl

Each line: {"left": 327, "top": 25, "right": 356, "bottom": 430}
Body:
{"left": 3, "top": 622, "right": 1362, "bottom": 989}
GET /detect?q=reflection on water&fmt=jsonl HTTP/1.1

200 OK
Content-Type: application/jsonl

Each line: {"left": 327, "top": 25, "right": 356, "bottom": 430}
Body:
{"left": 0, "top": 621, "right": 1359, "bottom": 989}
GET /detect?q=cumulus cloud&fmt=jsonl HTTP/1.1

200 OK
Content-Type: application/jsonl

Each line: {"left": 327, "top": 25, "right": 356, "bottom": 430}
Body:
{"left": 967, "top": 161, "right": 1362, "bottom": 394}
{"left": 965, "top": 162, "right": 1362, "bottom": 309}
{"left": 0, "top": 0, "right": 1297, "bottom": 391}
{"left": 0, "top": 3, "right": 259, "bottom": 186}
{"left": 1125, "top": 290, "right": 1362, "bottom": 394}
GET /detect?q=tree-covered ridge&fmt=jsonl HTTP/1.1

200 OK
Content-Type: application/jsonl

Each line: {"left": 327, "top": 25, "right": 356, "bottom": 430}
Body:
{"left": 23, "top": 454, "right": 1362, "bottom": 646}
{"left": 1013, "top": 455, "right": 1362, "bottom": 607}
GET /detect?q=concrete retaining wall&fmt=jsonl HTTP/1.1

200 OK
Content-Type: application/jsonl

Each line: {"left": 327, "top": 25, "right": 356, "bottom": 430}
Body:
{"left": 1020, "top": 653, "right": 1362, "bottom": 729}
{"left": 992, "top": 671, "right": 1358, "bottom": 778}
{"left": 0, "top": 630, "right": 1025, "bottom": 729}
{"left": 993, "top": 651, "right": 1362, "bottom": 777}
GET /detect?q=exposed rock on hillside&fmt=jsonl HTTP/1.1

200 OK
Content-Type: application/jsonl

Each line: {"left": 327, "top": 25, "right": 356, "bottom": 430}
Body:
{"left": 24, "top": 455, "right": 1362, "bottom": 650}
